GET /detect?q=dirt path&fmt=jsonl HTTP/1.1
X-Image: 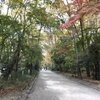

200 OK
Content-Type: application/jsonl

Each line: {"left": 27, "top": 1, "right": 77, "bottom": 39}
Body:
{"left": 27, "top": 70, "right": 100, "bottom": 100}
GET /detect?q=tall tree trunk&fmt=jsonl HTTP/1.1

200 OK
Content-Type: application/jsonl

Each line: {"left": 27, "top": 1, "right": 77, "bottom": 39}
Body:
{"left": 79, "top": 18, "right": 92, "bottom": 79}
{"left": 86, "top": 66, "right": 90, "bottom": 77}
{"left": 30, "top": 63, "right": 33, "bottom": 75}
{"left": 72, "top": 26, "right": 82, "bottom": 79}
{"left": 77, "top": 66, "right": 82, "bottom": 79}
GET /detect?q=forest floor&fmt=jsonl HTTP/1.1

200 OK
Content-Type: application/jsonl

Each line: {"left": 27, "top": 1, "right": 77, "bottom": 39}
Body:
{"left": 0, "top": 70, "right": 38, "bottom": 100}
{"left": 0, "top": 79, "right": 32, "bottom": 95}
{"left": 0, "top": 78, "right": 34, "bottom": 100}
{"left": 57, "top": 71, "right": 100, "bottom": 85}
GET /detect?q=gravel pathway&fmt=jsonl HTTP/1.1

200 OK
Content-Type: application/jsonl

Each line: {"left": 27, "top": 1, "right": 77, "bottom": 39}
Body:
{"left": 27, "top": 70, "right": 100, "bottom": 100}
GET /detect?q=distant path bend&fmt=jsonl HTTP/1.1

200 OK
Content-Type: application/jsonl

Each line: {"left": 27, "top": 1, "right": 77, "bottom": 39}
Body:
{"left": 27, "top": 70, "right": 100, "bottom": 100}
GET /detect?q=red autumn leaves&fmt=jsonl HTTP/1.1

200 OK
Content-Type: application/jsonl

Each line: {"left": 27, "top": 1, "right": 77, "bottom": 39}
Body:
{"left": 59, "top": 0, "right": 100, "bottom": 29}
{"left": 59, "top": 14, "right": 82, "bottom": 29}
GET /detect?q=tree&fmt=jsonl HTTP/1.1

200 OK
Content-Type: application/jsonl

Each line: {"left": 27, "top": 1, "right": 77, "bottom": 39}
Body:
{"left": 59, "top": 0, "right": 100, "bottom": 79}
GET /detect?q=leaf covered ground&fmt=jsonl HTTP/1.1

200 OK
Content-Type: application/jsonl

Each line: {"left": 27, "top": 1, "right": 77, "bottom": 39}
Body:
{"left": 0, "top": 70, "right": 38, "bottom": 97}
{"left": 56, "top": 71, "right": 100, "bottom": 85}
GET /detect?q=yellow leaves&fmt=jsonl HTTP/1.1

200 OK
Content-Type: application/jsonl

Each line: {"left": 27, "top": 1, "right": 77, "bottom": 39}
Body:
{"left": 11, "top": 0, "right": 23, "bottom": 4}
{"left": 59, "top": 5, "right": 67, "bottom": 13}
{"left": 53, "top": 0, "right": 66, "bottom": 11}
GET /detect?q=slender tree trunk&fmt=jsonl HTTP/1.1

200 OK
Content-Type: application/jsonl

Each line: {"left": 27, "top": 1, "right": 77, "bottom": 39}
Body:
{"left": 72, "top": 26, "right": 82, "bottom": 79}
{"left": 79, "top": 18, "right": 92, "bottom": 79}
{"left": 77, "top": 66, "right": 82, "bottom": 79}
{"left": 80, "top": 19, "right": 85, "bottom": 51}
{"left": 86, "top": 66, "right": 90, "bottom": 77}
{"left": 13, "top": 36, "right": 21, "bottom": 72}
{"left": 30, "top": 64, "right": 33, "bottom": 75}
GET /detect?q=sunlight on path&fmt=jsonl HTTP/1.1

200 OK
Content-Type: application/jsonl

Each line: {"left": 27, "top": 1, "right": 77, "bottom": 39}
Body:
{"left": 27, "top": 70, "right": 100, "bottom": 100}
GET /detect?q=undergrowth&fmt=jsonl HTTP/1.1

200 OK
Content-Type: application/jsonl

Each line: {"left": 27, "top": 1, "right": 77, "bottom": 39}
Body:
{"left": 0, "top": 69, "right": 38, "bottom": 95}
